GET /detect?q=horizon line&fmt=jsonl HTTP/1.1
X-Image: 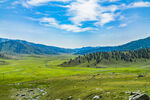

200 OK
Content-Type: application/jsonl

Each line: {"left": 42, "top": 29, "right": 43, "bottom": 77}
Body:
{"left": 0, "top": 36, "right": 149, "bottom": 49}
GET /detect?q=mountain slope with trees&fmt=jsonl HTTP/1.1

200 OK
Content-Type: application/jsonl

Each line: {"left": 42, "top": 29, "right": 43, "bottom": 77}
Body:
{"left": 74, "top": 37, "right": 150, "bottom": 55}
{"left": 0, "top": 39, "right": 74, "bottom": 55}
{"left": 1, "top": 36, "right": 150, "bottom": 55}
{"left": 62, "top": 48, "right": 150, "bottom": 67}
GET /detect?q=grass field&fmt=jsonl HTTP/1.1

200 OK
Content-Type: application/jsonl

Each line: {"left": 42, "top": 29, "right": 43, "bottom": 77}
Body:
{"left": 1, "top": 54, "right": 150, "bottom": 100}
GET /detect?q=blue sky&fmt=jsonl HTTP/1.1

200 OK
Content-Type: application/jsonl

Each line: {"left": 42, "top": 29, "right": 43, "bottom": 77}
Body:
{"left": 0, "top": 0, "right": 150, "bottom": 48}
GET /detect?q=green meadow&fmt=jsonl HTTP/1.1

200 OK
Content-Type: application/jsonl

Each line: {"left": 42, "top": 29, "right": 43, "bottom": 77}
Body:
{"left": 1, "top": 54, "right": 150, "bottom": 100}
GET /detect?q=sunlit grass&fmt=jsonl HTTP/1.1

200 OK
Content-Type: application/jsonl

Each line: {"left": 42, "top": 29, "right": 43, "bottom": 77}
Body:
{"left": 1, "top": 54, "right": 150, "bottom": 100}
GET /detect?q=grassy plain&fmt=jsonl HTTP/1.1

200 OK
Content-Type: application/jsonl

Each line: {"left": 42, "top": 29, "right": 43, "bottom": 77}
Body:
{"left": 0, "top": 54, "right": 150, "bottom": 100}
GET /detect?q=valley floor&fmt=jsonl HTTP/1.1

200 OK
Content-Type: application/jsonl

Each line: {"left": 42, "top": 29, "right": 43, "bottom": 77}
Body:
{"left": 0, "top": 55, "right": 150, "bottom": 100}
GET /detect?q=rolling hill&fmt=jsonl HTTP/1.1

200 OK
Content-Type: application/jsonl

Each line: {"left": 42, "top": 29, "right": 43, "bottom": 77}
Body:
{"left": 1, "top": 36, "right": 150, "bottom": 55}
{"left": 0, "top": 38, "right": 74, "bottom": 55}
{"left": 74, "top": 36, "right": 150, "bottom": 54}
{"left": 62, "top": 48, "right": 150, "bottom": 67}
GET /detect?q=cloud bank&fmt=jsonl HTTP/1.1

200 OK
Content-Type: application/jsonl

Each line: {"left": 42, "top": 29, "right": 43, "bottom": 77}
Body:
{"left": 22, "top": 0, "right": 150, "bottom": 32}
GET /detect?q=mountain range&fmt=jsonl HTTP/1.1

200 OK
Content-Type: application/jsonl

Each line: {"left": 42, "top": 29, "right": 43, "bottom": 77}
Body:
{"left": 0, "top": 38, "right": 74, "bottom": 55}
{"left": 1, "top": 36, "right": 150, "bottom": 55}
{"left": 75, "top": 36, "right": 150, "bottom": 54}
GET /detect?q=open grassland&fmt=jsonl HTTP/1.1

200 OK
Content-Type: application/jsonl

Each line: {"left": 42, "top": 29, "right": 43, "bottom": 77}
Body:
{"left": 1, "top": 55, "right": 150, "bottom": 100}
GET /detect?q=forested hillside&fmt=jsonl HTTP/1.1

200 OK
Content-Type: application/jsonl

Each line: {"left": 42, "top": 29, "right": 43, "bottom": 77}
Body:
{"left": 0, "top": 39, "right": 74, "bottom": 55}
{"left": 1, "top": 36, "right": 150, "bottom": 55}
{"left": 0, "top": 53, "right": 10, "bottom": 59}
{"left": 75, "top": 36, "right": 150, "bottom": 55}
{"left": 62, "top": 48, "right": 150, "bottom": 67}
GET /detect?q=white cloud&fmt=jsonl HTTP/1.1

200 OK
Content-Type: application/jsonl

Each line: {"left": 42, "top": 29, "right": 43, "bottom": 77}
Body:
{"left": 96, "top": 13, "right": 116, "bottom": 26}
{"left": 64, "top": 1, "right": 150, "bottom": 29}
{"left": 98, "top": 0, "right": 119, "bottom": 3}
{"left": 119, "top": 23, "right": 127, "bottom": 27}
{"left": 23, "top": 0, "right": 71, "bottom": 7}
{"left": 128, "top": 1, "right": 150, "bottom": 8}
{"left": 108, "top": 0, "right": 119, "bottom": 2}
{"left": 101, "top": 13, "right": 114, "bottom": 25}
{"left": 60, "top": 24, "right": 93, "bottom": 32}
{"left": 39, "top": 17, "right": 93, "bottom": 32}
{"left": 12, "top": 1, "right": 20, "bottom": 5}
{"left": 23, "top": 0, "right": 150, "bottom": 32}
{"left": 66, "top": 0, "right": 120, "bottom": 27}
{"left": 23, "top": 0, "right": 119, "bottom": 7}
{"left": 40, "top": 17, "right": 59, "bottom": 27}
{"left": 66, "top": 0, "right": 99, "bottom": 25}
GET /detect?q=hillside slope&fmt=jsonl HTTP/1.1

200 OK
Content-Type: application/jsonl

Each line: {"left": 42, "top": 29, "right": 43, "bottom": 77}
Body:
{"left": 0, "top": 39, "right": 74, "bottom": 55}
{"left": 1, "top": 36, "right": 150, "bottom": 55}
{"left": 75, "top": 37, "right": 150, "bottom": 55}
{"left": 62, "top": 48, "right": 150, "bottom": 67}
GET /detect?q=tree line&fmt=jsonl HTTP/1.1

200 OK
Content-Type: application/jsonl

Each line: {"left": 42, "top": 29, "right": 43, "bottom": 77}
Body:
{"left": 62, "top": 48, "right": 150, "bottom": 66}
